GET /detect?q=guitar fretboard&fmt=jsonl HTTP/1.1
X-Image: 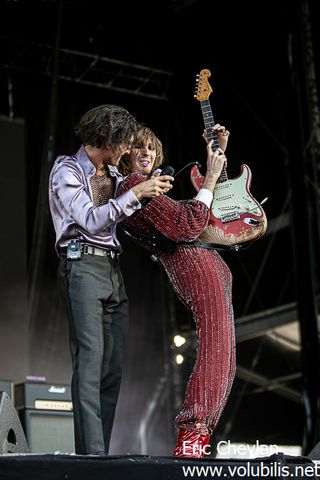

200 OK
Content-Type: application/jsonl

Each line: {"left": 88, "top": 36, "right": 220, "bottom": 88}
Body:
{"left": 200, "top": 99, "right": 228, "bottom": 183}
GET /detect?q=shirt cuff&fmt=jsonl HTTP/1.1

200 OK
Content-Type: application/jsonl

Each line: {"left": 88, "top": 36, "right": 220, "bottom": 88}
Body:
{"left": 117, "top": 189, "right": 141, "bottom": 216}
{"left": 195, "top": 188, "right": 213, "bottom": 208}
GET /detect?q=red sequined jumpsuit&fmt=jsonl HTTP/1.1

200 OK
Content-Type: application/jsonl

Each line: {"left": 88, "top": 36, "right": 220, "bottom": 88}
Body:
{"left": 117, "top": 173, "right": 236, "bottom": 435}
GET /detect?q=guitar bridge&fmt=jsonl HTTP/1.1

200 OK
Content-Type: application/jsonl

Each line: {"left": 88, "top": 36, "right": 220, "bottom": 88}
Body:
{"left": 221, "top": 212, "right": 240, "bottom": 223}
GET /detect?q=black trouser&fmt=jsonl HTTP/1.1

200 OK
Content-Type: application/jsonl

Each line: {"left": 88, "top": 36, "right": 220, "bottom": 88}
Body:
{"left": 58, "top": 254, "right": 129, "bottom": 454}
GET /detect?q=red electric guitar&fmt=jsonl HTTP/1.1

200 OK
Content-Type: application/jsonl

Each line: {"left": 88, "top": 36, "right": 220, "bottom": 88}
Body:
{"left": 192, "top": 69, "right": 268, "bottom": 248}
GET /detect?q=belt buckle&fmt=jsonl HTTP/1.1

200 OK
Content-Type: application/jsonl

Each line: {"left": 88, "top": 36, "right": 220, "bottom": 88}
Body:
{"left": 82, "top": 244, "right": 94, "bottom": 255}
{"left": 110, "top": 250, "right": 115, "bottom": 260}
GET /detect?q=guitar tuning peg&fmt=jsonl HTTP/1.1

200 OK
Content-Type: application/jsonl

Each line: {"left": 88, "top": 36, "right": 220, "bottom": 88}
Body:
{"left": 260, "top": 197, "right": 268, "bottom": 205}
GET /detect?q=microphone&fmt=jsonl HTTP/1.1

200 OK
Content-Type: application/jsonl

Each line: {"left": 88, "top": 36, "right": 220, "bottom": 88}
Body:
{"left": 160, "top": 165, "right": 175, "bottom": 176}
{"left": 140, "top": 165, "right": 175, "bottom": 207}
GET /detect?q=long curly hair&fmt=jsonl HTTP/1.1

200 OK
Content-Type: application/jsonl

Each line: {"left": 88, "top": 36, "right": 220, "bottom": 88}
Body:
{"left": 119, "top": 124, "right": 164, "bottom": 176}
{"left": 74, "top": 104, "right": 138, "bottom": 150}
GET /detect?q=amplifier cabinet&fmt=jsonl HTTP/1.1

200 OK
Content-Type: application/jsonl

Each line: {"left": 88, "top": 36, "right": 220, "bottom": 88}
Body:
{"left": 15, "top": 382, "right": 75, "bottom": 454}
{"left": 19, "top": 408, "right": 75, "bottom": 454}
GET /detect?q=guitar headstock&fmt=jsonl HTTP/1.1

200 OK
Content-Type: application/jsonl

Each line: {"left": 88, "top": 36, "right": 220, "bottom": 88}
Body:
{"left": 194, "top": 69, "right": 213, "bottom": 101}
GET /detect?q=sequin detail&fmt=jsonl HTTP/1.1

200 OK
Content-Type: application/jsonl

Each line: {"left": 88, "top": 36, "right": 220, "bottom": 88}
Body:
{"left": 161, "top": 246, "right": 235, "bottom": 434}
{"left": 117, "top": 173, "right": 236, "bottom": 434}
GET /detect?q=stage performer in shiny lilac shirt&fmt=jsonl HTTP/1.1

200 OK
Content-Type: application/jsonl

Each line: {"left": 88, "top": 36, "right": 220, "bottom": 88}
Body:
{"left": 117, "top": 125, "right": 235, "bottom": 458}
{"left": 48, "top": 105, "right": 174, "bottom": 456}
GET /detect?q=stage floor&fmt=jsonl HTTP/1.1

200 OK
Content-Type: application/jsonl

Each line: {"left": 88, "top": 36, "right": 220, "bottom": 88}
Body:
{"left": 0, "top": 452, "right": 318, "bottom": 479}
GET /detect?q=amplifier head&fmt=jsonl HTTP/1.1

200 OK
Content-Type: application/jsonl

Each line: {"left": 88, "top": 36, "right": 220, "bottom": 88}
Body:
{"left": 15, "top": 382, "right": 72, "bottom": 411}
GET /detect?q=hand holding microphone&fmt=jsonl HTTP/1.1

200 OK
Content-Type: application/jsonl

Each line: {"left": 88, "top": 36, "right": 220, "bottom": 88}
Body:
{"left": 133, "top": 166, "right": 175, "bottom": 207}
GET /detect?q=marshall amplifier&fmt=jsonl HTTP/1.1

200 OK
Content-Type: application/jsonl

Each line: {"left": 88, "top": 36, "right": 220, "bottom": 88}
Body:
{"left": 14, "top": 382, "right": 75, "bottom": 454}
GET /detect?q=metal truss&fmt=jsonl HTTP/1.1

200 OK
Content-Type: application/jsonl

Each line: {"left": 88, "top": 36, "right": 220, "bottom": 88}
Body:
{"left": 236, "top": 366, "right": 301, "bottom": 403}
{"left": 2, "top": 37, "right": 173, "bottom": 102}
{"left": 235, "top": 301, "right": 299, "bottom": 344}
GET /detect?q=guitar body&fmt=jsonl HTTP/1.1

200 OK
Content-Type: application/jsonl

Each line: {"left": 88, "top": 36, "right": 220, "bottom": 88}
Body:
{"left": 193, "top": 68, "right": 268, "bottom": 248}
{"left": 191, "top": 164, "right": 268, "bottom": 246}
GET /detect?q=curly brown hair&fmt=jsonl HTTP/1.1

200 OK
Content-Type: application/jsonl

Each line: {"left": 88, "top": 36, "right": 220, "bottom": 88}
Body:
{"left": 119, "top": 125, "right": 164, "bottom": 176}
{"left": 74, "top": 104, "right": 138, "bottom": 150}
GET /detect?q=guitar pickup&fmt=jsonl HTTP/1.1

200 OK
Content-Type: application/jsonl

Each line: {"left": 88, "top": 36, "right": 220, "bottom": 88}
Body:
{"left": 221, "top": 212, "right": 241, "bottom": 223}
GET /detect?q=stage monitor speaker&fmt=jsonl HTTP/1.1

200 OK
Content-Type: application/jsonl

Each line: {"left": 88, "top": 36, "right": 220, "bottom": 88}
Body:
{"left": 15, "top": 382, "right": 75, "bottom": 454}
{"left": 307, "top": 442, "right": 320, "bottom": 460}
{"left": 0, "top": 391, "right": 29, "bottom": 454}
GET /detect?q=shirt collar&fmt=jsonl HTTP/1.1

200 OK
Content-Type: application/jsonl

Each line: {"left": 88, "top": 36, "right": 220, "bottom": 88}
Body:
{"left": 76, "top": 145, "right": 123, "bottom": 179}
{"left": 76, "top": 145, "right": 95, "bottom": 176}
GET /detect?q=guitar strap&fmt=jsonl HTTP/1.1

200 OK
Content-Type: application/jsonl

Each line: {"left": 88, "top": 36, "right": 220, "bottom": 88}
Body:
{"left": 181, "top": 241, "right": 251, "bottom": 252}
{"left": 121, "top": 226, "right": 178, "bottom": 254}
{"left": 121, "top": 225, "right": 251, "bottom": 255}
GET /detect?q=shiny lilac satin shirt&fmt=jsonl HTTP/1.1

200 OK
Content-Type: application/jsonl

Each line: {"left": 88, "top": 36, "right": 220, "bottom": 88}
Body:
{"left": 48, "top": 145, "right": 141, "bottom": 253}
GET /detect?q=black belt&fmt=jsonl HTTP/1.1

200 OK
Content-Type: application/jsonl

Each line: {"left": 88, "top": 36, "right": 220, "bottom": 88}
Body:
{"left": 59, "top": 243, "right": 119, "bottom": 260}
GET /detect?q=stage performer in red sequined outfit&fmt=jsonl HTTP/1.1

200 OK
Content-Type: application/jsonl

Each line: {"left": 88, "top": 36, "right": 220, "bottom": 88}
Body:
{"left": 117, "top": 125, "right": 236, "bottom": 458}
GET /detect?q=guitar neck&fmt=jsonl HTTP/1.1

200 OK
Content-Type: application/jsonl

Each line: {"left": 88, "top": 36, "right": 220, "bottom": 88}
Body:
{"left": 200, "top": 99, "right": 228, "bottom": 183}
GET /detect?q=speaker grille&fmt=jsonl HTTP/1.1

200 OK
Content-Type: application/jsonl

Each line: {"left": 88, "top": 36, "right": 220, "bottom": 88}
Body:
{"left": 20, "top": 409, "right": 75, "bottom": 454}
